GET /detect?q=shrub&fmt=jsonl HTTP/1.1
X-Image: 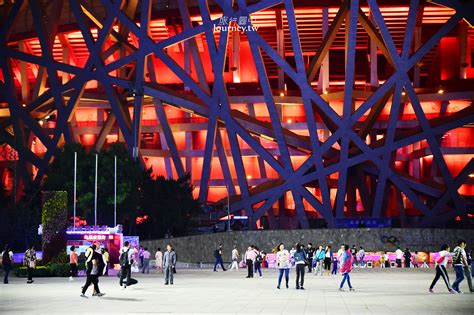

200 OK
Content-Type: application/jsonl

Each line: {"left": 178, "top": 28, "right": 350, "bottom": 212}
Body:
{"left": 14, "top": 262, "right": 85, "bottom": 277}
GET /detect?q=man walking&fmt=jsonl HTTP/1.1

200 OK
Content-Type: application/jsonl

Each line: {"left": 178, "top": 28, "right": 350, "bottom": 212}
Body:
{"left": 452, "top": 240, "right": 468, "bottom": 293}
{"left": 163, "top": 244, "right": 177, "bottom": 285}
{"left": 1, "top": 245, "right": 14, "bottom": 284}
{"left": 244, "top": 246, "right": 257, "bottom": 278}
{"left": 119, "top": 241, "right": 134, "bottom": 289}
{"left": 24, "top": 245, "right": 36, "bottom": 284}
{"left": 213, "top": 244, "right": 226, "bottom": 272}
{"left": 80, "top": 247, "right": 105, "bottom": 298}
{"left": 142, "top": 248, "right": 151, "bottom": 274}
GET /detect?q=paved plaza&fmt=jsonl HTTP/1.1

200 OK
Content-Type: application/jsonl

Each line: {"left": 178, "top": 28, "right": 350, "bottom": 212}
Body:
{"left": 1, "top": 268, "right": 473, "bottom": 314}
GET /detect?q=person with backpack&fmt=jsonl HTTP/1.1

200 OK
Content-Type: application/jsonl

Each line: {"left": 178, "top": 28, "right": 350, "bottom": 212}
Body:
{"left": 24, "top": 245, "right": 36, "bottom": 284}
{"left": 80, "top": 248, "right": 105, "bottom": 298}
{"left": 294, "top": 243, "right": 306, "bottom": 290}
{"left": 213, "top": 244, "right": 226, "bottom": 272}
{"left": 1, "top": 244, "right": 14, "bottom": 284}
{"left": 119, "top": 241, "right": 134, "bottom": 289}
{"left": 254, "top": 246, "right": 263, "bottom": 278}
{"left": 163, "top": 244, "right": 176, "bottom": 285}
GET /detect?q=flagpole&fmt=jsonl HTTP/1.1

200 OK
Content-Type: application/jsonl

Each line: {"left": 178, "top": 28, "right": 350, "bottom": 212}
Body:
{"left": 114, "top": 155, "right": 117, "bottom": 227}
{"left": 73, "top": 152, "right": 77, "bottom": 231}
{"left": 94, "top": 153, "right": 98, "bottom": 226}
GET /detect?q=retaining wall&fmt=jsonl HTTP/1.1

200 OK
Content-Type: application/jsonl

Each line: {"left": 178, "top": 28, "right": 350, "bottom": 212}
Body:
{"left": 140, "top": 228, "right": 474, "bottom": 263}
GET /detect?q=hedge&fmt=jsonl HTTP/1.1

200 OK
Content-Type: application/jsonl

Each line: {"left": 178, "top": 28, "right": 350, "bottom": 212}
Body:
{"left": 14, "top": 263, "right": 85, "bottom": 277}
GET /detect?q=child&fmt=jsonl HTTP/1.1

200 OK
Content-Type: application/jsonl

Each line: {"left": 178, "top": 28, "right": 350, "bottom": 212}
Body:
{"left": 331, "top": 254, "right": 338, "bottom": 275}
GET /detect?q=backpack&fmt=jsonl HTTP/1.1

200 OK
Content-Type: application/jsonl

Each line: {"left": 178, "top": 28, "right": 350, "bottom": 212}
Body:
{"left": 96, "top": 253, "right": 106, "bottom": 277}
{"left": 120, "top": 248, "right": 130, "bottom": 267}
{"left": 2, "top": 251, "right": 11, "bottom": 265}
{"left": 256, "top": 253, "right": 263, "bottom": 263}
{"left": 214, "top": 249, "right": 219, "bottom": 258}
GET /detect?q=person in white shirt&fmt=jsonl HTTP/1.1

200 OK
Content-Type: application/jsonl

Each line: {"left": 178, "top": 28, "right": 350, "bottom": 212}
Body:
{"left": 429, "top": 244, "right": 456, "bottom": 294}
{"left": 395, "top": 247, "right": 403, "bottom": 268}
{"left": 276, "top": 243, "right": 290, "bottom": 289}
{"left": 155, "top": 248, "right": 163, "bottom": 273}
{"left": 119, "top": 241, "right": 135, "bottom": 288}
{"left": 229, "top": 245, "right": 239, "bottom": 270}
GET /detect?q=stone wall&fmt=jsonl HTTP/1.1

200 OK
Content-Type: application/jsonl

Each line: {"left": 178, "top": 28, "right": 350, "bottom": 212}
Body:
{"left": 140, "top": 228, "right": 474, "bottom": 263}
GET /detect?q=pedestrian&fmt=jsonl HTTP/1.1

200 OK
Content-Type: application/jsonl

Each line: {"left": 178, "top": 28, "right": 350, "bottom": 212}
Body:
{"left": 1, "top": 244, "right": 14, "bottom": 284}
{"left": 119, "top": 241, "right": 134, "bottom": 289}
{"left": 138, "top": 246, "right": 144, "bottom": 270}
{"left": 358, "top": 246, "right": 365, "bottom": 268}
{"left": 80, "top": 248, "right": 105, "bottom": 298}
{"left": 452, "top": 239, "right": 468, "bottom": 293}
{"left": 69, "top": 246, "right": 79, "bottom": 281}
{"left": 413, "top": 251, "right": 419, "bottom": 268}
{"left": 331, "top": 254, "right": 338, "bottom": 275}
{"left": 429, "top": 244, "right": 456, "bottom": 294}
{"left": 275, "top": 243, "right": 290, "bottom": 289}
{"left": 339, "top": 244, "right": 355, "bottom": 291}
{"left": 254, "top": 247, "right": 263, "bottom": 278}
{"left": 155, "top": 248, "right": 163, "bottom": 273}
{"left": 290, "top": 246, "right": 296, "bottom": 267}
{"left": 463, "top": 248, "right": 473, "bottom": 293}
{"left": 293, "top": 243, "right": 306, "bottom": 290}
{"left": 141, "top": 247, "right": 151, "bottom": 274}
{"left": 350, "top": 245, "right": 358, "bottom": 267}
{"left": 380, "top": 252, "right": 385, "bottom": 268}
{"left": 306, "top": 243, "right": 315, "bottom": 273}
{"left": 213, "top": 244, "right": 226, "bottom": 272}
{"left": 324, "top": 246, "right": 332, "bottom": 275}
{"left": 244, "top": 246, "right": 256, "bottom": 278}
{"left": 102, "top": 248, "right": 110, "bottom": 276}
{"left": 314, "top": 245, "right": 325, "bottom": 276}
{"left": 395, "top": 247, "right": 403, "bottom": 268}
{"left": 24, "top": 245, "right": 36, "bottom": 284}
{"left": 404, "top": 248, "right": 412, "bottom": 268}
{"left": 163, "top": 244, "right": 176, "bottom": 285}
{"left": 230, "top": 245, "right": 239, "bottom": 270}
{"left": 421, "top": 255, "right": 429, "bottom": 268}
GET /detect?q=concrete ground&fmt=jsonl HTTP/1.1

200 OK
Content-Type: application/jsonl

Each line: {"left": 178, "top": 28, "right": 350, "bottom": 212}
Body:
{"left": 0, "top": 268, "right": 473, "bottom": 314}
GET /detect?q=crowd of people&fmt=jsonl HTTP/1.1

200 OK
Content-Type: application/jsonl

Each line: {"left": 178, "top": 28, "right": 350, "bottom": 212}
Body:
{"left": 1, "top": 239, "right": 473, "bottom": 297}
{"left": 212, "top": 240, "right": 474, "bottom": 293}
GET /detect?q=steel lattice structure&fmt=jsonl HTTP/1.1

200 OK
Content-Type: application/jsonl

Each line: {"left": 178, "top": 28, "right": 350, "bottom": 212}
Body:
{"left": 1, "top": 0, "right": 474, "bottom": 229}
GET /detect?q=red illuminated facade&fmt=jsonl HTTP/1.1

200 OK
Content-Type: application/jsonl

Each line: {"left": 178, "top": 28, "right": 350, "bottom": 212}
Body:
{"left": 1, "top": 0, "right": 474, "bottom": 229}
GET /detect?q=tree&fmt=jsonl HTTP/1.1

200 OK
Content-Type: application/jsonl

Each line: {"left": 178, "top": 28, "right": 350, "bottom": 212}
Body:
{"left": 42, "top": 143, "right": 201, "bottom": 238}
{"left": 140, "top": 173, "right": 202, "bottom": 239}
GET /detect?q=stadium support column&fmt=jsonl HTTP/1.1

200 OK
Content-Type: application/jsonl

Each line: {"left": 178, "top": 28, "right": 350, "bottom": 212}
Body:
{"left": 276, "top": 9, "right": 285, "bottom": 91}
{"left": 369, "top": 12, "right": 379, "bottom": 88}
{"left": 319, "top": 8, "right": 330, "bottom": 93}
{"left": 459, "top": 20, "right": 468, "bottom": 79}
{"left": 232, "top": 30, "right": 240, "bottom": 83}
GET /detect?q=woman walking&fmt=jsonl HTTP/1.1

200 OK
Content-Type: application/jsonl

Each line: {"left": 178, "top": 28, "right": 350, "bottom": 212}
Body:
{"left": 24, "top": 245, "right": 36, "bottom": 284}
{"left": 276, "top": 243, "right": 290, "bottom": 289}
{"left": 429, "top": 244, "right": 456, "bottom": 294}
{"left": 293, "top": 243, "right": 306, "bottom": 289}
{"left": 339, "top": 244, "right": 354, "bottom": 291}
{"left": 69, "top": 246, "right": 79, "bottom": 281}
{"left": 155, "top": 248, "right": 163, "bottom": 273}
{"left": 229, "top": 245, "right": 239, "bottom": 270}
{"left": 324, "top": 246, "right": 332, "bottom": 276}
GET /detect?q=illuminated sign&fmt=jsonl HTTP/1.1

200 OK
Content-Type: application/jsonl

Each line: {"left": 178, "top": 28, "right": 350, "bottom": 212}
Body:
{"left": 84, "top": 234, "right": 107, "bottom": 241}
